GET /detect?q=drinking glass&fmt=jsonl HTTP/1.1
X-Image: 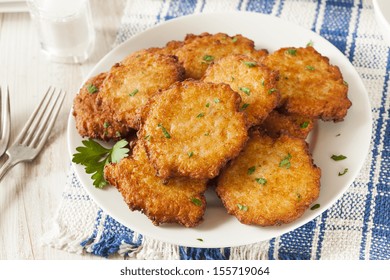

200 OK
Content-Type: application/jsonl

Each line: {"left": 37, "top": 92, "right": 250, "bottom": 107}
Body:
{"left": 27, "top": 0, "right": 95, "bottom": 63}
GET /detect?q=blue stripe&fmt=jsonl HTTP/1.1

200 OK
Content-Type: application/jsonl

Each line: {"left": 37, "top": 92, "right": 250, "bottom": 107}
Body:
{"left": 315, "top": 211, "right": 328, "bottom": 259}
{"left": 246, "top": 0, "right": 276, "bottom": 14}
{"left": 319, "top": 1, "right": 353, "bottom": 53}
{"left": 347, "top": 0, "right": 362, "bottom": 62}
{"left": 164, "top": 0, "right": 198, "bottom": 21}
{"left": 155, "top": 0, "right": 166, "bottom": 24}
{"left": 268, "top": 238, "right": 276, "bottom": 260}
{"left": 278, "top": 220, "right": 317, "bottom": 260}
{"left": 311, "top": 0, "right": 322, "bottom": 32}
{"left": 179, "top": 247, "right": 229, "bottom": 260}
{"left": 275, "top": 0, "right": 285, "bottom": 17}
{"left": 362, "top": 48, "right": 390, "bottom": 259}
{"left": 237, "top": 0, "right": 244, "bottom": 10}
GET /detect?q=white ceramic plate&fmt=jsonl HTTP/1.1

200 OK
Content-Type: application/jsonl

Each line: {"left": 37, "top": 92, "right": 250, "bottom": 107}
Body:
{"left": 67, "top": 12, "right": 372, "bottom": 248}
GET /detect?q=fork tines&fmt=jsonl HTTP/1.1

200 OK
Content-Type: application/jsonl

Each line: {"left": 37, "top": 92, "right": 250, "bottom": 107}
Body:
{"left": 16, "top": 87, "right": 65, "bottom": 149}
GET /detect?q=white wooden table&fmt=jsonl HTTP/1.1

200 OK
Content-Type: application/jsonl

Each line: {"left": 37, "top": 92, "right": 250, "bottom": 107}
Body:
{"left": 0, "top": 0, "right": 126, "bottom": 259}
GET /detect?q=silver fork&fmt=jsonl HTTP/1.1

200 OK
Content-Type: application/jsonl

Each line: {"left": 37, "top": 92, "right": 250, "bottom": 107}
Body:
{"left": 0, "top": 86, "right": 11, "bottom": 157}
{"left": 0, "top": 87, "right": 65, "bottom": 181}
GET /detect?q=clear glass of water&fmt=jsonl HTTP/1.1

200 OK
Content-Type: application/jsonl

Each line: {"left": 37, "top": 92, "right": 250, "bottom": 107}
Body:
{"left": 27, "top": 0, "right": 95, "bottom": 64}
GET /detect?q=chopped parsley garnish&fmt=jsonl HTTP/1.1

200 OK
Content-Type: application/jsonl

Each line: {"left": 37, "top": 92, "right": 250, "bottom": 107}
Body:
{"left": 72, "top": 139, "right": 129, "bottom": 188}
{"left": 197, "top": 238, "right": 204, "bottom": 242}
{"left": 188, "top": 151, "right": 194, "bottom": 158}
{"left": 239, "top": 87, "right": 251, "bottom": 95}
{"left": 202, "top": 55, "right": 214, "bottom": 63}
{"left": 205, "top": 102, "right": 210, "bottom": 108}
{"left": 247, "top": 166, "right": 256, "bottom": 175}
{"left": 343, "top": 80, "right": 349, "bottom": 86}
{"left": 255, "top": 178, "right": 267, "bottom": 185}
{"left": 158, "top": 123, "right": 171, "bottom": 139}
{"left": 268, "top": 88, "right": 277, "bottom": 94}
{"left": 237, "top": 204, "right": 248, "bottom": 211}
{"left": 129, "top": 88, "right": 139, "bottom": 97}
{"left": 279, "top": 153, "right": 292, "bottom": 169}
{"left": 310, "top": 204, "right": 320, "bottom": 210}
{"left": 191, "top": 197, "right": 202, "bottom": 206}
{"left": 240, "top": 103, "right": 250, "bottom": 111}
{"left": 306, "top": 40, "right": 314, "bottom": 47}
{"left": 144, "top": 135, "right": 151, "bottom": 141}
{"left": 204, "top": 132, "right": 210, "bottom": 136}
{"left": 87, "top": 84, "right": 98, "bottom": 94}
{"left": 261, "top": 79, "right": 265, "bottom": 86}
{"left": 331, "top": 154, "right": 347, "bottom": 161}
{"left": 115, "top": 131, "right": 121, "bottom": 137}
{"left": 306, "top": 65, "right": 315, "bottom": 71}
{"left": 214, "top": 98, "right": 220, "bottom": 103}
{"left": 103, "top": 121, "right": 110, "bottom": 128}
{"left": 286, "top": 48, "right": 297, "bottom": 56}
{"left": 300, "top": 121, "right": 309, "bottom": 129}
{"left": 338, "top": 168, "right": 348, "bottom": 176}
{"left": 196, "top": 112, "right": 205, "bottom": 118}
{"left": 243, "top": 61, "right": 257, "bottom": 67}
{"left": 232, "top": 37, "right": 238, "bottom": 43}
{"left": 297, "top": 193, "right": 302, "bottom": 201}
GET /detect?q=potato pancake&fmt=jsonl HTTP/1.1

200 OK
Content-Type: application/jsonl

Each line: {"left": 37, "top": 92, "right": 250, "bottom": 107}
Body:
{"left": 139, "top": 80, "right": 248, "bottom": 179}
{"left": 263, "top": 46, "right": 351, "bottom": 121}
{"left": 216, "top": 131, "right": 320, "bottom": 226}
{"left": 104, "top": 142, "right": 207, "bottom": 227}
{"left": 98, "top": 49, "right": 185, "bottom": 130}
{"left": 73, "top": 72, "right": 133, "bottom": 141}
{"left": 203, "top": 54, "right": 279, "bottom": 126}
{"left": 173, "top": 32, "right": 268, "bottom": 79}
{"left": 260, "top": 110, "right": 315, "bottom": 139}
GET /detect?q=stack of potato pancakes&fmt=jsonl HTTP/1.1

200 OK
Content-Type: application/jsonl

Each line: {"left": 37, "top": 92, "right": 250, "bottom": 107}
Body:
{"left": 73, "top": 33, "right": 351, "bottom": 227}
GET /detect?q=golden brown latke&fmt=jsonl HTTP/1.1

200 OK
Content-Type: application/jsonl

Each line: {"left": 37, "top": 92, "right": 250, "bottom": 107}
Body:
{"left": 139, "top": 80, "right": 248, "bottom": 180}
{"left": 173, "top": 32, "right": 268, "bottom": 79}
{"left": 216, "top": 131, "right": 321, "bottom": 226}
{"left": 104, "top": 142, "right": 207, "bottom": 227}
{"left": 263, "top": 46, "right": 351, "bottom": 121}
{"left": 260, "top": 110, "right": 315, "bottom": 139}
{"left": 73, "top": 73, "right": 133, "bottom": 141}
{"left": 203, "top": 54, "right": 280, "bottom": 127}
{"left": 98, "top": 49, "right": 185, "bottom": 130}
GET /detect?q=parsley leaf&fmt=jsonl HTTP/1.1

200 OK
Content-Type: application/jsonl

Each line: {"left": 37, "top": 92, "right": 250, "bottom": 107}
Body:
{"left": 243, "top": 61, "right": 257, "bottom": 67}
{"left": 255, "top": 178, "right": 267, "bottom": 185}
{"left": 279, "top": 153, "right": 292, "bottom": 169}
{"left": 87, "top": 84, "right": 98, "bottom": 94}
{"left": 237, "top": 204, "right": 248, "bottom": 211}
{"left": 158, "top": 123, "right": 171, "bottom": 139}
{"left": 247, "top": 166, "right": 256, "bottom": 175}
{"left": 72, "top": 139, "right": 129, "bottom": 188}
{"left": 331, "top": 154, "right": 347, "bottom": 161}
{"left": 191, "top": 197, "right": 202, "bottom": 206}
{"left": 285, "top": 49, "right": 297, "bottom": 56}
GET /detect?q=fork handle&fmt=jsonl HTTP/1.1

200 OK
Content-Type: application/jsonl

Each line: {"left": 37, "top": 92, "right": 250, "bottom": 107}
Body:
{"left": 0, "top": 157, "right": 16, "bottom": 181}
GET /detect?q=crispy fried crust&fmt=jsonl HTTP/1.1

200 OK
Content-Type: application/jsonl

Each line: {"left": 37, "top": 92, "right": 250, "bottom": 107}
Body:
{"left": 139, "top": 80, "right": 248, "bottom": 179}
{"left": 259, "top": 110, "right": 315, "bottom": 139}
{"left": 263, "top": 46, "right": 351, "bottom": 121}
{"left": 98, "top": 49, "right": 185, "bottom": 130}
{"left": 173, "top": 32, "right": 268, "bottom": 79}
{"left": 72, "top": 73, "right": 133, "bottom": 141}
{"left": 104, "top": 142, "right": 207, "bottom": 227}
{"left": 216, "top": 131, "right": 321, "bottom": 226}
{"left": 203, "top": 54, "right": 280, "bottom": 126}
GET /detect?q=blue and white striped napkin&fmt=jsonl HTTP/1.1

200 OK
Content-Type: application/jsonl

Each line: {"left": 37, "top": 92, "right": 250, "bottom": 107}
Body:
{"left": 44, "top": 0, "right": 390, "bottom": 260}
